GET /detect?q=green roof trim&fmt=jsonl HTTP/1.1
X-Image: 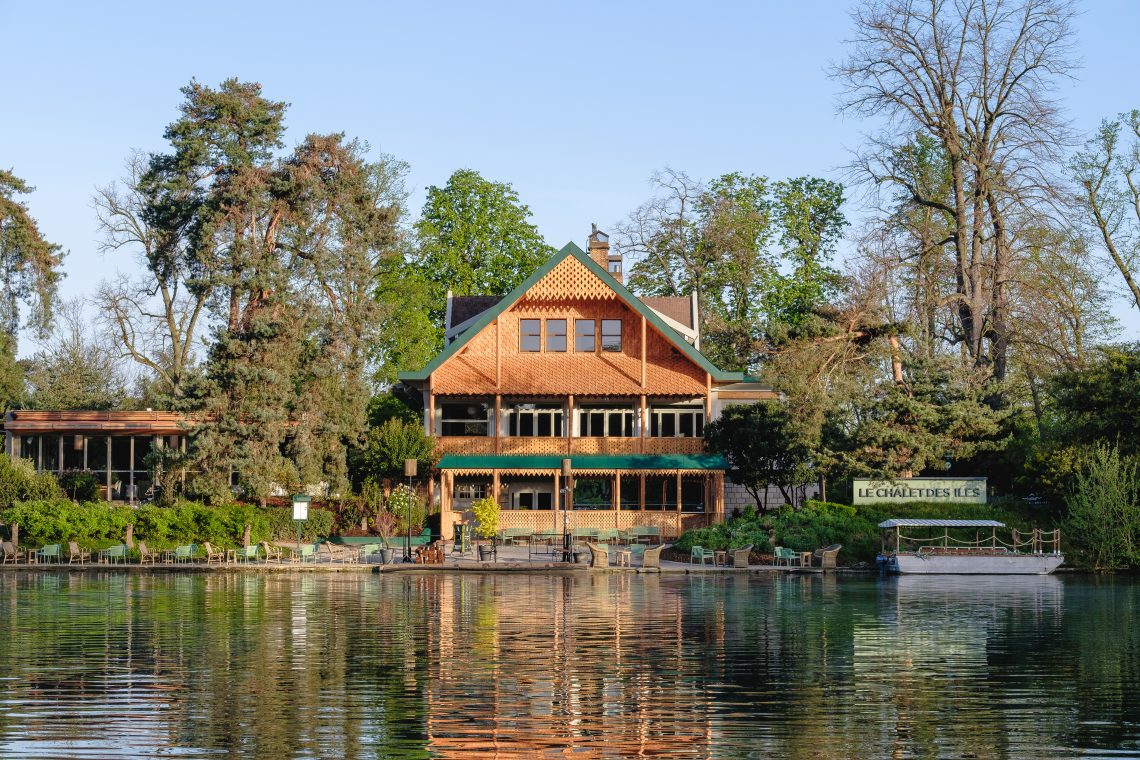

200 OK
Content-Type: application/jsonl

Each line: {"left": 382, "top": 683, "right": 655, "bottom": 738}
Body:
{"left": 437, "top": 453, "right": 729, "bottom": 471}
{"left": 397, "top": 241, "right": 748, "bottom": 383}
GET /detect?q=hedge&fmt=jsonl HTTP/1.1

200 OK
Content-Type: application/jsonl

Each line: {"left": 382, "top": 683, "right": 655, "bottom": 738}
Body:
{"left": 1, "top": 500, "right": 335, "bottom": 549}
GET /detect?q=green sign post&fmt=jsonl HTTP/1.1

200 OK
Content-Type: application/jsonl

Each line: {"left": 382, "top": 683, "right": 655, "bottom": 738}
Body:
{"left": 291, "top": 494, "right": 311, "bottom": 555}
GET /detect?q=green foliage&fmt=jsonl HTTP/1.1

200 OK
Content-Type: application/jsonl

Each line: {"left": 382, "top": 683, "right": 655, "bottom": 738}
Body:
{"left": 143, "top": 79, "right": 408, "bottom": 504}
{"left": 360, "top": 418, "right": 436, "bottom": 480}
{"left": 1063, "top": 444, "right": 1140, "bottom": 570}
{"left": 414, "top": 168, "right": 553, "bottom": 325}
{"left": 386, "top": 483, "right": 425, "bottom": 533}
{"left": 823, "top": 358, "right": 1007, "bottom": 480}
{"left": 471, "top": 496, "right": 500, "bottom": 540}
{"left": 705, "top": 401, "right": 814, "bottom": 512}
{"left": 0, "top": 455, "right": 62, "bottom": 507}
{"left": 25, "top": 300, "right": 127, "bottom": 410}
{"left": 674, "top": 499, "right": 1049, "bottom": 565}
{"left": 0, "top": 168, "right": 64, "bottom": 341}
{"left": 0, "top": 498, "right": 336, "bottom": 548}
{"left": 58, "top": 470, "right": 101, "bottom": 502}
{"left": 1049, "top": 345, "right": 1140, "bottom": 458}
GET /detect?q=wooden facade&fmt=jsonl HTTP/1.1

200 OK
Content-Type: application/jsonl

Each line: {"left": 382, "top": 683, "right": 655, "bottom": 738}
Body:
{"left": 399, "top": 229, "right": 777, "bottom": 540}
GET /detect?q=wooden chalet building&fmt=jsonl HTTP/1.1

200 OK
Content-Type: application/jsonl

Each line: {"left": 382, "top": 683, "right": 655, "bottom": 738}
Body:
{"left": 399, "top": 227, "right": 775, "bottom": 540}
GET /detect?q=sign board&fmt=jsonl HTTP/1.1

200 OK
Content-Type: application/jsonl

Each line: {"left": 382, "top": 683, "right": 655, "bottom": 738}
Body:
{"left": 291, "top": 494, "right": 311, "bottom": 521}
{"left": 852, "top": 477, "right": 987, "bottom": 505}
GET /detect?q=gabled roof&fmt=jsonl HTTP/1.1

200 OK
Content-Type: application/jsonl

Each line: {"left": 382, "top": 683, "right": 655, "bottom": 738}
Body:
{"left": 448, "top": 296, "right": 502, "bottom": 330}
{"left": 398, "top": 242, "right": 748, "bottom": 383}
{"left": 642, "top": 296, "right": 693, "bottom": 330}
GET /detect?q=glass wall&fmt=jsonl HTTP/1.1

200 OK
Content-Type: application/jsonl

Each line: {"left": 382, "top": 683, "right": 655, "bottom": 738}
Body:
{"left": 644, "top": 476, "right": 677, "bottom": 511}
{"left": 619, "top": 475, "right": 640, "bottom": 509}
{"left": 573, "top": 477, "right": 612, "bottom": 510}
{"left": 681, "top": 476, "right": 706, "bottom": 513}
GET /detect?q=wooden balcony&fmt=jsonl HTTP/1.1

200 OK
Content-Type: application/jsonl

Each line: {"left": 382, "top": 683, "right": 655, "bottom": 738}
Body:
{"left": 435, "top": 436, "right": 706, "bottom": 457}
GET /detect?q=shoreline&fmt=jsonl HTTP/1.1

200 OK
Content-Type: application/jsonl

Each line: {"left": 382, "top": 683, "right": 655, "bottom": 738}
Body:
{"left": 0, "top": 562, "right": 848, "bottom": 576}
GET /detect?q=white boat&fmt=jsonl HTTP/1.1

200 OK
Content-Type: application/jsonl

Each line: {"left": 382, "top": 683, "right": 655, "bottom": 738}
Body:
{"left": 877, "top": 518, "right": 1063, "bottom": 575}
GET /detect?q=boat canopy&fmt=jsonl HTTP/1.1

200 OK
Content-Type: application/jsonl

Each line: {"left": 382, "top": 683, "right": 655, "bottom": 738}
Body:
{"left": 878, "top": 518, "right": 1006, "bottom": 528}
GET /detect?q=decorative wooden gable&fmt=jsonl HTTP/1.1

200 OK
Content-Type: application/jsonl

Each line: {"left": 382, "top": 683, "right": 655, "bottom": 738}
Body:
{"left": 431, "top": 252, "right": 708, "bottom": 397}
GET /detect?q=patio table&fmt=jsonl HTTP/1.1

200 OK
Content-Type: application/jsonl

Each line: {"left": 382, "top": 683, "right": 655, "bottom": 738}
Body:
{"left": 529, "top": 532, "right": 564, "bottom": 559}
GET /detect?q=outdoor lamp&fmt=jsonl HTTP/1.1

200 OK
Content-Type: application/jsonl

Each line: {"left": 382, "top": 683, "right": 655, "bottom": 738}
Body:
{"left": 404, "top": 458, "right": 417, "bottom": 562}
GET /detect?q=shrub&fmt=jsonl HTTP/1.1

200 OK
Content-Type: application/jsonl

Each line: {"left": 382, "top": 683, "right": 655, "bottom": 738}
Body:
{"left": 387, "top": 484, "right": 425, "bottom": 533}
{"left": 0, "top": 456, "right": 62, "bottom": 508}
{"left": 59, "top": 470, "right": 102, "bottom": 502}
{"left": 1063, "top": 444, "right": 1140, "bottom": 570}
{"left": 264, "top": 505, "right": 334, "bottom": 543}
{"left": 2, "top": 499, "right": 132, "bottom": 544}
{"left": 471, "top": 496, "right": 500, "bottom": 540}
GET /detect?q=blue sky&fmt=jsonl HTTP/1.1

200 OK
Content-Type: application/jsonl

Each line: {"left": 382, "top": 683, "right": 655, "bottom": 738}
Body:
{"left": 4, "top": 1, "right": 1139, "bottom": 350}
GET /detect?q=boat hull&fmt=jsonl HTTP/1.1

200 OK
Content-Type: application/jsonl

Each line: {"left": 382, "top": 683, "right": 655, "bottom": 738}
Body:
{"left": 885, "top": 553, "right": 1064, "bottom": 575}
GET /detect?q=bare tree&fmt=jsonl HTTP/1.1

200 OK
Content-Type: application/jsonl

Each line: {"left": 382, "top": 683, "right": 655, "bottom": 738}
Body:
{"left": 837, "top": 0, "right": 1078, "bottom": 382}
{"left": 1072, "top": 111, "right": 1140, "bottom": 312}
{"left": 93, "top": 151, "right": 207, "bottom": 400}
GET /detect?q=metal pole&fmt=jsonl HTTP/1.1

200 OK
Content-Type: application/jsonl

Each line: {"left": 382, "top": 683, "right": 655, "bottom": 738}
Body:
{"left": 404, "top": 459, "right": 417, "bottom": 562}
{"left": 562, "top": 458, "right": 572, "bottom": 563}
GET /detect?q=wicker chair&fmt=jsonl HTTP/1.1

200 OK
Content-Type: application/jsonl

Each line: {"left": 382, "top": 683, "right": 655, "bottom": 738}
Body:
{"left": 731, "top": 545, "right": 753, "bottom": 568}
{"left": 586, "top": 542, "right": 610, "bottom": 568}
{"left": 641, "top": 544, "right": 670, "bottom": 569}
{"left": 813, "top": 544, "right": 842, "bottom": 569}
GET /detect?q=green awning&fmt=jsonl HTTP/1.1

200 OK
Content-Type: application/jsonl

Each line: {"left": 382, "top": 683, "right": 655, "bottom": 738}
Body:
{"left": 436, "top": 453, "right": 728, "bottom": 471}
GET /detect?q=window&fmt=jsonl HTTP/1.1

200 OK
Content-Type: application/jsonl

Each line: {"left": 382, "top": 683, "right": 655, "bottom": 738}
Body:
{"left": 546, "top": 319, "right": 567, "bottom": 351}
{"left": 608, "top": 259, "right": 622, "bottom": 276}
{"left": 601, "top": 319, "right": 622, "bottom": 352}
{"left": 455, "top": 483, "right": 487, "bottom": 500}
{"left": 578, "top": 406, "right": 635, "bottom": 437}
{"left": 508, "top": 403, "right": 563, "bottom": 437}
{"left": 575, "top": 319, "right": 595, "bottom": 352}
{"left": 520, "top": 319, "right": 541, "bottom": 352}
{"left": 441, "top": 403, "right": 491, "bottom": 436}
{"left": 514, "top": 490, "right": 554, "bottom": 510}
{"left": 573, "top": 478, "right": 612, "bottom": 510}
{"left": 650, "top": 406, "right": 705, "bottom": 438}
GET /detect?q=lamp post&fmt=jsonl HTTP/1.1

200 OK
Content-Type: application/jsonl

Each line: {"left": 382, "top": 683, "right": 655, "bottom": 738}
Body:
{"left": 561, "top": 457, "right": 573, "bottom": 563}
{"left": 403, "top": 458, "right": 417, "bottom": 562}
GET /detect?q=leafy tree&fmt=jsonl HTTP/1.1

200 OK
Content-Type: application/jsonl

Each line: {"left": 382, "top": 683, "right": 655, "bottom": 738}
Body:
{"left": 1063, "top": 444, "right": 1140, "bottom": 570}
{"left": 414, "top": 168, "right": 552, "bottom": 326}
{"left": 360, "top": 418, "right": 435, "bottom": 480}
{"left": 705, "top": 401, "right": 814, "bottom": 512}
{"left": 0, "top": 332, "right": 25, "bottom": 412}
{"left": 24, "top": 300, "right": 127, "bottom": 410}
{"left": 1048, "top": 344, "right": 1140, "bottom": 458}
{"left": 0, "top": 169, "right": 64, "bottom": 341}
{"left": 618, "top": 169, "right": 845, "bottom": 371}
{"left": 139, "top": 79, "right": 407, "bottom": 503}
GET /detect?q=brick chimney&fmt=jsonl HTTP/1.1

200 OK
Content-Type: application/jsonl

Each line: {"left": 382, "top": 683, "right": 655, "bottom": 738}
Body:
{"left": 588, "top": 223, "right": 622, "bottom": 283}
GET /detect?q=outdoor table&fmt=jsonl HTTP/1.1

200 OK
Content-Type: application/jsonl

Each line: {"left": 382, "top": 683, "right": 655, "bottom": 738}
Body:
{"left": 714, "top": 550, "right": 728, "bottom": 567}
{"left": 226, "top": 549, "right": 237, "bottom": 563}
{"left": 800, "top": 551, "right": 813, "bottom": 567}
{"left": 529, "top": 532, "right": 563, "bottom": 559}
{"left": 616, "top": 549, "right": 632, "bottom": 567}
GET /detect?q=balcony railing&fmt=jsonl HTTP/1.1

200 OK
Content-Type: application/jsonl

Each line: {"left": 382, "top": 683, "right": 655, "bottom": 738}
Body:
{"left": 435, "top": 436, "right": 705, "bottom": 456}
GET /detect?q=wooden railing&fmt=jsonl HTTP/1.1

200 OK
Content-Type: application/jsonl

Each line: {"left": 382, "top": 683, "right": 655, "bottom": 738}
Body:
{"left": 435, "top": 436, "right": 705, "bottom": 457}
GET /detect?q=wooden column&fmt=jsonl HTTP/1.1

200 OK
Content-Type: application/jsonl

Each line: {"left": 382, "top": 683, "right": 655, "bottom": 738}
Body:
{"left": 639, "top": 473, "right": 646, "bottom": 511}
{"left": 567, "top": 394, "right": 575, "bottom": 455}
{"left": 705, "top": 373, "right": 713, "bottom": 418}
{"left": 492, "top": 470, "right": 501, "bottom": 507}
{"left": 440, "top": 472, "right": 452, "bottom": 539}
{"left": 614, "top": 471, "right": 621, "bottom": 512}
{"left": 494, "top": 394, "right": 502, "bottom": 454}
{"left": 553, "top": 471, "right": 560, "bottom": 534}
{"left": 676, "top": 473, "right": 683, "bottom": 513}
{"left": 495, "top": 318, "right": 501, "bottom": 389}
{"left": 640, "top": 315, "right": 647, "bottom": 388}
{"left": 640, "top": 394, "right": 647, "bottom": 454}
{"left": 428, "top": 392, "right": 436, "bottom": 437}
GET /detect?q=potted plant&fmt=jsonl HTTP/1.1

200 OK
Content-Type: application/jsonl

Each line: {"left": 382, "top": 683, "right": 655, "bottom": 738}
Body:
{"left": 471, "top": 496, "right": 500, "bottom": 562}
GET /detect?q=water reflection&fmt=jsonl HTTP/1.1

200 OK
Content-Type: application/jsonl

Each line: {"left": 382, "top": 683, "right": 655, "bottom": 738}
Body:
{"left": 0, "top": 571, "right": 1136, "bottom": 758}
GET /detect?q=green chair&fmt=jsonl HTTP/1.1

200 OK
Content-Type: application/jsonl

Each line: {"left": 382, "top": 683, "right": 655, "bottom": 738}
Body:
{"left": 37, "top": 544, "right": 63, "bottom": 564}
{"left": 690, "top": 546, "right": 715, "bottom": 565}
{"left": 596, "top": 529, "right": 621, "bottom": 544}
{"left": 291, "top": 544, "right": 317, "bottom": 563}
{"left": 359, "top": 543, "right": 381, "bottom": 562}
{"left": 101, "top": 544, "right": 128, "bottom": 564}
{"left": 170, "top": 544, "right": 196, "bottom": 564}
{"left": 774, "top": 547, "right": 800, "bottom": 566}
{"left": 235, "top": 545, "right": 259, "bottom": 563}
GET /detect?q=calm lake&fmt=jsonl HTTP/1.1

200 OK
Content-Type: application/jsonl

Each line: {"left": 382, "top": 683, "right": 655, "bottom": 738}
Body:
{"left": 0, "top": 571, "right": 1136, "bottom": 758}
